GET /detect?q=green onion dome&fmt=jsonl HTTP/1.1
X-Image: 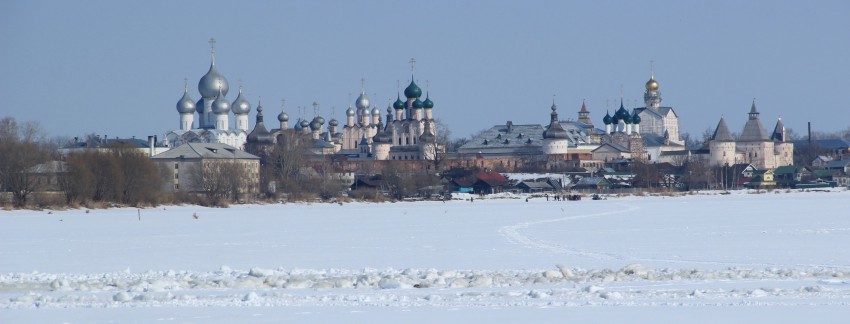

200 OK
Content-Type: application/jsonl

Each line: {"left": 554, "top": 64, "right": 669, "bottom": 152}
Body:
{"left": 404, "top": 79, "right": 422, "bottom": 99}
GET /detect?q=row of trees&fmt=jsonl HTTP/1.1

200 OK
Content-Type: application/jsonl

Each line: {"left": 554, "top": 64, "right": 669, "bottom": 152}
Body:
{"left": 1, "top": 117, "right": 167, "bottom": 208}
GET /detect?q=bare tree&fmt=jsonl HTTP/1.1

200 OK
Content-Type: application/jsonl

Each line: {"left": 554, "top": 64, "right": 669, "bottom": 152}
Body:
{"left": 0, "top": 117, "right": 48, "bottom": 207}
{"left": 268, "top": 133, "right": 310, "bottom": 195}
{"left": 109, "top": 144, "right": 166, "bottom": 206}
{"left": 188, "top": 160, "right": 246, "bottom": 205}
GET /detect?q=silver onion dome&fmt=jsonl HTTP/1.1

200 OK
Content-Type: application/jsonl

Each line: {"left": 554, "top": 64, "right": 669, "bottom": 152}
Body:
{"left": 230, "top": 87, "right": 251, "bottom": 115}
{"left": 309, "top": 117, "right": 322, "bottom": 131}
{"left": 315, "top": 116, "right": 325, "bottom": 125}
{"left": 176, "top": 89, "right": 196, "bottom": 114}
{"left": 198, "top": 63, "right": 229, "bottom": 98}
{"left": 211, "top": 88, "right": 230, "bottom": 114}
{"left": 355, "top": 92, "right": 370, "bottom": 110}
{"left": 371, "top": 106, "right": 381, "bottom": 116}
{"left": 300, "top": 119, "right": 309, "bottom": 128}
{"left": 346, "top": 106, "right": 355, "bottom": 116}
{"left": 278, "top": 111, "right": 288, "bottom": 122}
{"left": 329, "top": 118, "right": 339, "bottom": 127}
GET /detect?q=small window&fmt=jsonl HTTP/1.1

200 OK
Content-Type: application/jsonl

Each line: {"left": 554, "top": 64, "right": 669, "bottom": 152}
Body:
{"left": 174, "top": 163, "right": 179, "bottom": 169}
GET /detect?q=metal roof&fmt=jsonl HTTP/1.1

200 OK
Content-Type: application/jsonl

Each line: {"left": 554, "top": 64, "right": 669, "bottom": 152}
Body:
{"left": 152, "top": 143, "right": 259, "bottom": 160}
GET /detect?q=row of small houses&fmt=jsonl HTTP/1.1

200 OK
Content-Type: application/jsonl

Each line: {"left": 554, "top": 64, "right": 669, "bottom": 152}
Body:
{"left": 353, "top": 157, "right": 850, "bottom": 196}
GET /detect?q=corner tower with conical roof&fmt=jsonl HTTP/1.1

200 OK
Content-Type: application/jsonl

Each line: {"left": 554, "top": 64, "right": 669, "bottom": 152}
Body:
{"left": 709, "top": 117, "right": 737, "bottom": 166}
{"left": 542, "top": 100, "right": 570, "bottom": 155}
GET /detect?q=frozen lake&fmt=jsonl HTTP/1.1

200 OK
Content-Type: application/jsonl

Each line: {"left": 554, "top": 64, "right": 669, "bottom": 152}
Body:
{"left": 3, "top": 189, "right": 850, "bottom": 323}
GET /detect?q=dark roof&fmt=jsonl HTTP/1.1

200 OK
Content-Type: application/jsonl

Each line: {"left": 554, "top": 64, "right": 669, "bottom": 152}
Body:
{"left": 592, "top": 142, "right": 630, "bottom": 153}
{"left": 711, "top": 118, "right": 735, "bottom": 141}
{"left": 739, "top": 118, "right": 769, "bottom": 141}
{"left": 65, "top": 137, "right": 150, "bottom": 149}
{"left": 773, "top": 166, "right": 810, "bottom": 175}
{"left": 516, "top": 181, "right": 553, "bottom": 190}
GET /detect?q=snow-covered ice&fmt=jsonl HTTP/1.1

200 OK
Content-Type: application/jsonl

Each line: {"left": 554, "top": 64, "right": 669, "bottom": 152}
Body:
{"left": 3, "top": 189, "right": 850, "bottom": 323}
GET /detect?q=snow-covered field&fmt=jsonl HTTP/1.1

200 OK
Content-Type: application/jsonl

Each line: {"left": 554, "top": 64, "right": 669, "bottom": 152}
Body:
{"left": 3, "top": 189, "right": 850, "bottom": 323}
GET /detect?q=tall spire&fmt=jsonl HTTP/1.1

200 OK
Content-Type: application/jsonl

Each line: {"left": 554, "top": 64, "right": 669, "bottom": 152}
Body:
{"left": 748, "top": 98, "right": 760, "bottom": 120}
{"left": 208, "top": 37, "right": 216, "bottom": 65}
{"left": 650, "top": 60, "right": 654, "bottom": 79}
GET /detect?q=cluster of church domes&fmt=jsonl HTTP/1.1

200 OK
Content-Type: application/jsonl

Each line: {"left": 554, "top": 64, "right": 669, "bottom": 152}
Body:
{"left": 399, "top": 79, "right": 435, "bottom": 109}
{"left": 602, "top": 100, "right": 641, "bottom": 125}
{"left": 174, "top": 45, "right": 252, "bottom": 121}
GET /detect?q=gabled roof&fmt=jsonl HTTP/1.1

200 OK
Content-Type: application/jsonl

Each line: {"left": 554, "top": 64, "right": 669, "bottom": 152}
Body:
{"left": 643, "top": 133, "right": 684, "bottom": 147}
{"left": 152, "top": 143, "right": 259, "bottom": 160}
{"left": 474, "top": 170, "right": 508, "bottom": 187}
{"left": 516, "top": 181, "right": 554, "bottom": 190}
{"left": 28, "top": 161, "right": 68, "bottom": 173}
{"left": 592, "top": 142, "right": 630, "bottom": 153}
{"left": 773, "top": 165, "right": 810, "bottom": 175}
{"left": 814, "top": 155, "right": 834, "bottom": 162}
{"left": 825, "top": 159, "right": 850, "bottom": 169}
{"left": 574, "top": 176, "right": 609, "bottom": 186}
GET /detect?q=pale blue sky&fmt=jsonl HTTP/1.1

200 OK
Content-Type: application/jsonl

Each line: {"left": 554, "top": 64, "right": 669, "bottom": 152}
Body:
{"left": 1, "top": 0, "right": 848, "bottom": 140}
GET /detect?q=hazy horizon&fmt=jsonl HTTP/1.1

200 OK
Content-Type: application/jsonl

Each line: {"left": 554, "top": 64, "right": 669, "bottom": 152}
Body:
{"left": 2, "top": 0, "right": 848, "bottom": 141}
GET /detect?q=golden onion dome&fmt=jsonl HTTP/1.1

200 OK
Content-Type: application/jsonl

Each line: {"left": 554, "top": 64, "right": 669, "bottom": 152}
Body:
{"left": 645, "top": 77, "right": 659, "bottom": 91}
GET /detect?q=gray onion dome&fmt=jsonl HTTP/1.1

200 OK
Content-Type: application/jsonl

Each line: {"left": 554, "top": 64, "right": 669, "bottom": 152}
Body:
{"left": 371, "top": 106, "right": 381, "bottom": 116}
{"left": 346, "top": 106, "right": 356, "bottom": 116}
{"left": 198, "top": 63, "right": 229, "bottom": 98}
{"left": 309, "top": 117, "right": 322, "bottom": 131}
{"left": 230, "top": 87, "right": 251, "bottom": 115}
{"left": 278, "top": 111, "right": 288, "bottom": 122}
{"left": 211, "top": 88, "right": 230, "bottom": 114}
{"left": 329, "top": 118, "right": 339, "bottom": 127}
{"left": 373, "top": 124, "right": 391, "bottom": 143}
{"left": 294, "top": 118, "right": 303, "bottom": 131}
{"left": 316, "top": 116, "right": 325, "bottom": 125}
{"left": 543, "top": 124, "right": 569, "bottom": 139}
{"left": 300, "top": 119, "right": 309, "bottom": 128}
{"left": 355, "top": 92, "right": 370, "bottom": 110}
{"left": 176, "top": 88, "right": 196, "bottom": 114}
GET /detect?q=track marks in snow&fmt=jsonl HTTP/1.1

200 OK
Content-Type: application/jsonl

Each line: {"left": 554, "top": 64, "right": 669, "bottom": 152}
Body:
{"left": 498, "top": 204, "right": 639, "bottom": 259}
